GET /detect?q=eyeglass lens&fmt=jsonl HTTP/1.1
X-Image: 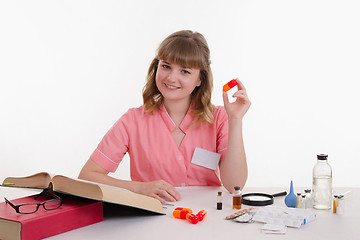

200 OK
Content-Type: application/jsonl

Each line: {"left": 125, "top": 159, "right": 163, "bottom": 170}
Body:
{"left": 43, "top": 199, "right": 62, "bottom": 210}
{"left": 18, "top": 203, "right": 39, "bottom": 214}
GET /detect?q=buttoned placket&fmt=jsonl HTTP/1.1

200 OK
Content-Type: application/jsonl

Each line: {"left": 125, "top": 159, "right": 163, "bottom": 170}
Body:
{"left": 160, "top": 103, "right": 191, "bottom": 186}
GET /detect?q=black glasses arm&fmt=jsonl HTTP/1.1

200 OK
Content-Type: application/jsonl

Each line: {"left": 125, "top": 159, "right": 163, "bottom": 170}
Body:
{"left": 4, "top": 197, "right": 16, "bottom": 208}
{"left": 4, "top": 197, "right": 21, "bottom": 213}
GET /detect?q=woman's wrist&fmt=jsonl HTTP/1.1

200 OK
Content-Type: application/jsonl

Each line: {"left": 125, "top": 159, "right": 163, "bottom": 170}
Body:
{"left": 228, "top": 117, "right": 243, "bottom": 127}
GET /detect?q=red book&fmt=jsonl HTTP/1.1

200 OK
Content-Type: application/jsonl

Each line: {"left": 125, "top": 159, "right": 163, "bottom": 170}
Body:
{"left": 0, "top": 194, "right": 103, "bottom": 240}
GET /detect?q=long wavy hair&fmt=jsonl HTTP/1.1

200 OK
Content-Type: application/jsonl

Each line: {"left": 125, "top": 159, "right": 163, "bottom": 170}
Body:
{"left": 142, "top": 30, "right": 215, "bottom": 124}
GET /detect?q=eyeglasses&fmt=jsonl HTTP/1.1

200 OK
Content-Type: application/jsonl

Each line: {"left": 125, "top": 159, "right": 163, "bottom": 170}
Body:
{"left": 5, "top": 189, "right": 63, "bottom": 214}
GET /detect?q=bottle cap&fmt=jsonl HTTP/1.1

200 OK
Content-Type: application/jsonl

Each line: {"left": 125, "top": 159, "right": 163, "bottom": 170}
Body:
{"left": 317, "top": 154, "right": 328, "bottom": 160}
{"left": 234, "top": 186, "right": 240, "bottom": 191}
{"left": 304, "top": 189, "right": 311, "bottom": 193}
{"left": 218, "top": 191, "right": 222, "bottom": 195}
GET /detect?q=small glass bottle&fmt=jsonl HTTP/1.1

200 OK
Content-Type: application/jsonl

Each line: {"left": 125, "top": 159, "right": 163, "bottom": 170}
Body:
{"left": 233, "top": 186, "right": 242, "bottom": 209}
{"left": 217, "top": 192, "right": 223, "bottom": 210}
{"left": 312, "top": 154, "right": 332, "bottom": 210}
{"left": 336, "top": 195, "right": 344, "bottom": 215}
{"left": 333, "top": 195, "right": 338, "bottom": 214}
{"left": 301, "top": 195, "right": 306, "bottom": 209}
{"left": 296, "top": 193, "right": 302, "bottom": 208}
{"left": 304, "top": 189, "right": 313, "bottom": 209}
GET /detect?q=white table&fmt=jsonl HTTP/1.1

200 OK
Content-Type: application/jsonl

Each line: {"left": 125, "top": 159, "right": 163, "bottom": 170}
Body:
{"left": 1, "top": 186, "right": 359, "bottom": 239}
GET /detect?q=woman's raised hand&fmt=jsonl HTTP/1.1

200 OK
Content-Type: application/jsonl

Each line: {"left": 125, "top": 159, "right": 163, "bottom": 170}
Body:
{"left": 222, "top": 79, "right": 251, "bottom": 120}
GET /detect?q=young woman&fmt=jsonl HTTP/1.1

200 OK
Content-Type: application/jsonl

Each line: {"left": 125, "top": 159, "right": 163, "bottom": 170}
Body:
{"left": 78, "top": 30, "right": 251, "bottom": 203}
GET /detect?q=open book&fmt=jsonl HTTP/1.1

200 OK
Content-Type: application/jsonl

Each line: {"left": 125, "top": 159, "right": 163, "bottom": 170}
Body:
{"left": 1, "top": 172, "right": 164, "bottom": 214}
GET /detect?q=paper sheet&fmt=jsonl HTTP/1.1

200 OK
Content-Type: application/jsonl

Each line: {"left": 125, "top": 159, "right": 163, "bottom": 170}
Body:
{"left": 253, "top": 205, "right": 316, "bottom": 228}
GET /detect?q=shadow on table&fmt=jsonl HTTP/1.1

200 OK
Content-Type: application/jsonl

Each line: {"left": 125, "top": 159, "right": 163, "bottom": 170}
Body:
{"left": 55, "top": 192, "right": 164, "bottom": 219}
{"left": 102, "top": 202, "right": 164, "bottom": 219}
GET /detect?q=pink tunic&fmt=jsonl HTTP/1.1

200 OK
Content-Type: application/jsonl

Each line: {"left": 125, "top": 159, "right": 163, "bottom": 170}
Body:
{"left": 91, "top": 104, "right": 228, "bottom": 186}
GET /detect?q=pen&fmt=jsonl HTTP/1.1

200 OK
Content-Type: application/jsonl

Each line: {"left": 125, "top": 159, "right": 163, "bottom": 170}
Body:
{"left": 162, "top": 202, "right": 175, "bottom": 206}
{"left": 2, "top": 183, "right": 15, "bottom": 186}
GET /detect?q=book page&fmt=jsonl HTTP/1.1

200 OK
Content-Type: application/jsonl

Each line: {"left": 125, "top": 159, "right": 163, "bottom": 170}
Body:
{"left": 51, "top": 175, "right": 103, "bottom": 200}
{"left": 0, "top": 219, "right": 21, "bottom": 240}
{"left": 58, "top": 177, "right": 132, "bottom": 192}
{"left": 2, "top": 172, "right": 51, "bottom": 188}
{"left": 99, "top": 184, "right": 164, "bottom": 214}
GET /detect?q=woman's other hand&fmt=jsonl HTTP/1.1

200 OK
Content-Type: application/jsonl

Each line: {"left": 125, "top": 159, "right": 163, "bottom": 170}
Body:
{"left": 132, "top": 180, "right": 181, "bottom": 203}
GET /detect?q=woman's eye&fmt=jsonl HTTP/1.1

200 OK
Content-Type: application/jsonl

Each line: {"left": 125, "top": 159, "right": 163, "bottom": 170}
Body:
{"left": 162, "top": 64, "right": 170, "bottom": 69}
{"left": 182, "top": 70, "right": 190, "bottom": 74}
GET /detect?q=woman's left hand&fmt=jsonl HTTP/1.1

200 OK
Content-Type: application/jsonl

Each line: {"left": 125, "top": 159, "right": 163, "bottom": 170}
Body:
{"left": 222, "top": 79, "right": 251, "bottom": 120}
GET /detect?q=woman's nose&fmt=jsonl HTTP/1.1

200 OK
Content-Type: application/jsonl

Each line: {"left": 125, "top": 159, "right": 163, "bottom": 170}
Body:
{"left": 167, "top": 70, "right": 176, "bottom": 81}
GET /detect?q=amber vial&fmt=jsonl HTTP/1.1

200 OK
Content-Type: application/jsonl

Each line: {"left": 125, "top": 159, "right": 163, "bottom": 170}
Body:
{"left": 333, "top": 195, "right": 338, "bottom": 214}
{"left": 217, "top": 192, "right": 223, "bottom": 210}
{"left": 233, "top": 186, "right": 242, "bottom": 209}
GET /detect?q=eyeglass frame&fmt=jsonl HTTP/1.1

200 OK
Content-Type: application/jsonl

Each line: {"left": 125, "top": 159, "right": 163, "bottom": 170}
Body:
{"left": 4, "top": 189, "right": 63, "bottom": 214}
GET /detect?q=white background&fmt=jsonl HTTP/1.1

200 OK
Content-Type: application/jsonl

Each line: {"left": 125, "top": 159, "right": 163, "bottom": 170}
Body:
{"left": 1, "top": 0, "right": 359, "bottom": 188}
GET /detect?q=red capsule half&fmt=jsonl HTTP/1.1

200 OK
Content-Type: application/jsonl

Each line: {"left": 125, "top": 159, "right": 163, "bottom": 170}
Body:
{"left": 223, "top": 79, "right": 237, "bottom": 92}
{"left": 186, "top": 213, "right": 199, "bottom": 224}
{"left": 196, "top": 210, "right": 207, "bottom": 221}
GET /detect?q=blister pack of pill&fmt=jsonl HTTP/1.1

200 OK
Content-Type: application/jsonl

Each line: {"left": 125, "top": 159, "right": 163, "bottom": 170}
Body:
{"left": 252, "top": 205, "right": 316, "bottom": 228}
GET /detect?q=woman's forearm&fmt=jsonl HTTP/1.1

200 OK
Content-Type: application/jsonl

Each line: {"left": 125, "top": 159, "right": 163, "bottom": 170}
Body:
{"left": 219, "top": 118, "right": 248, "bottom": 193}
{"left": 78, "top": 158, "right": 181, "bottom": 202}
{"left": 78, "top": 158, "right": 138, "bottom": 192}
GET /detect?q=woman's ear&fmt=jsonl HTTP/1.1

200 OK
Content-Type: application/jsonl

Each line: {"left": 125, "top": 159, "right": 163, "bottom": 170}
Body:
{"left": 196, "top": 79, "right": 201, "bottom": 87}
{"left": 196, "top": 74, "right": 202, "bottom": 87}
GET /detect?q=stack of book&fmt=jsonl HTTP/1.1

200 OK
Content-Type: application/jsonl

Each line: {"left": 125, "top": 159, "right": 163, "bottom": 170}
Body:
{"left": 1, "top": 172, "right": 165, "bottom": 239}
{"left": 0, "top": 194, "right": 103, "bottom": 240}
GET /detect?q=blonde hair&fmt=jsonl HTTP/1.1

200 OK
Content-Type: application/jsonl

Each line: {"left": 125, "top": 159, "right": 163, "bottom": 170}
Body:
{"left": 142, "top": 30, "right": 215, "bottom": 124}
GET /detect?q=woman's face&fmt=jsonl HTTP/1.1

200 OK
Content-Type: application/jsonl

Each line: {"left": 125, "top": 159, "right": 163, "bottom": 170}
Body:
{"left": 155, "top": 60, "right": 201, "bottom": 103}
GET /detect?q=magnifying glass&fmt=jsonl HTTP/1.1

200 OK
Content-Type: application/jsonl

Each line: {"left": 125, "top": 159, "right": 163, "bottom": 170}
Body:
{"left": 242, "top": 191, "right": 287, "bottom": 206}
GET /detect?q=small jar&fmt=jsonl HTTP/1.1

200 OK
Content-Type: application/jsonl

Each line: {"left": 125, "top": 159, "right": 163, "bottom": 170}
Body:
{"left": 333, "top": 195, "right": 338, "bottom": 214}
{"left": 336, "top": 195, "right": 344, "bottom": 215}
{"left": 233, "top": 186, "right": 242, "bottom": 209}
{"left": 217, "top": 192, "right": 223, "bottom": 210}
{"left": 296, "top": 193, "right": 302, "bottom": 208}
{"left": 304, "top": 189, "right": 313, "bottom": 209}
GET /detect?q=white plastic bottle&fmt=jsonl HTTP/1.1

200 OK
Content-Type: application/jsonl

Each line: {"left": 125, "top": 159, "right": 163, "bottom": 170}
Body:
{"left": 312, "top": 154, "right": 332, "bottom": 209}
{"left": 304, "top": 189, "right": 313, "bottom": 209}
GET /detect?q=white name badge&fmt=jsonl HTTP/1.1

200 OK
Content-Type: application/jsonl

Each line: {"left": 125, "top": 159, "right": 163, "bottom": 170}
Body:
{"left": 191, "top": 147, "right": 221, "bottom": 171}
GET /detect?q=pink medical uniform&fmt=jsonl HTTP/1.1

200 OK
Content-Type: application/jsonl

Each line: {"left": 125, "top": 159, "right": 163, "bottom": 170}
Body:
{"left": 90, "top": 104, "right": 228, "bottom": 187}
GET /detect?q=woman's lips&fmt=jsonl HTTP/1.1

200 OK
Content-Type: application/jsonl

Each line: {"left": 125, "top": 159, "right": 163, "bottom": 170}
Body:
{"left": 164, "top": 83, "right": 180, "bottom": 90}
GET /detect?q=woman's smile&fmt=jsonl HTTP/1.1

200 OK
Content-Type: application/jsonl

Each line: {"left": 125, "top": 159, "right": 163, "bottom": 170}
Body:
{"left": 164, "top": 83, "right": 180, "bottom": 90}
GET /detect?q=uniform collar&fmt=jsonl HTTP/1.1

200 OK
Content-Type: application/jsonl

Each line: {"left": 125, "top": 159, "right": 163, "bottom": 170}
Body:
{"left": 159, "top": 102, "right": 196, "bottom": 133}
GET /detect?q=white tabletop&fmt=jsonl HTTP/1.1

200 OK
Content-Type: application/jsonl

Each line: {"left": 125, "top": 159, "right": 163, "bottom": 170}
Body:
{"left": 1, "top": 186, "right": 359, "bottom": 240}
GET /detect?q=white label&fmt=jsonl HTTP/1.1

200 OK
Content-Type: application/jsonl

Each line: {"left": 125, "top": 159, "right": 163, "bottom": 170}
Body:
{"left": 191, "top": 147, "right": 221, "bottom": 171}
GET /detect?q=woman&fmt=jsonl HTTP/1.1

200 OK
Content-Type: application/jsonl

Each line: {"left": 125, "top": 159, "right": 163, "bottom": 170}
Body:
{"left": 79, "top": 30, "right": 251, "bottom": 203}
